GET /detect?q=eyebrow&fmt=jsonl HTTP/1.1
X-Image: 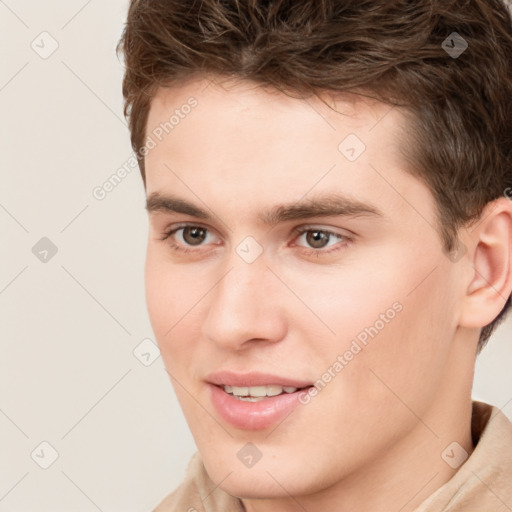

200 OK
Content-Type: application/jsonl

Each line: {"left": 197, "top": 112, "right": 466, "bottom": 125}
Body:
{"left": 145, "top": 192, "right": 383, "bottom": 225}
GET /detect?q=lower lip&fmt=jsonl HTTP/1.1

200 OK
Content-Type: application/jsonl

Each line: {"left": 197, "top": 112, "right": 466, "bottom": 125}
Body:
{"left": 208, "top": 384, "right": 310, "bottom": 430}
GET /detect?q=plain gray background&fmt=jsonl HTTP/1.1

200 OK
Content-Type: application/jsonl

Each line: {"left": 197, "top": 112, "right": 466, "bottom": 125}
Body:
{"left": 1, "top": 1, "right": 511, "bottom": 511}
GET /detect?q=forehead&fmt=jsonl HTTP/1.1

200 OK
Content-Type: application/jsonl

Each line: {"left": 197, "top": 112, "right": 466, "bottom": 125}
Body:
{"left": 147, "top": 76, "right": 394, "bottom": 145}
{"left": 143, "top": 75, "right": 436, "bottom": 230}
{"left": 146, "top": 77, "right": 400, "bottom": 177}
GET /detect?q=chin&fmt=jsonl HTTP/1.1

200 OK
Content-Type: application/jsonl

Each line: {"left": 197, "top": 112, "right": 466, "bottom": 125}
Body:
{"left": 218, "top": 476, "right": 294, "bottom": 500}
{"left": 206, "top": 461, "right": 320, "bottom": 500}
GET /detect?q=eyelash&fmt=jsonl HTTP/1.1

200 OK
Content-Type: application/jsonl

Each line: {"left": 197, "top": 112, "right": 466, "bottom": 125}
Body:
{"left": 160, "top": 223, "right": 352, "bottom": 257}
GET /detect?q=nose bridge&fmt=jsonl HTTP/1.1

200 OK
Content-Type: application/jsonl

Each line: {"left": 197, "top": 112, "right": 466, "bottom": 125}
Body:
{"left": 201, "top": 247, "right": 287, "bottom": 348}
{"left": 221, "top": 259, "right": 263, "bottom": 305}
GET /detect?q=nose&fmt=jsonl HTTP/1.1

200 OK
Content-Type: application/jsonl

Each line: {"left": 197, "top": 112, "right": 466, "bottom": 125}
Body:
{"left": 201, "top": 253, "right": 288, "bottom": 351}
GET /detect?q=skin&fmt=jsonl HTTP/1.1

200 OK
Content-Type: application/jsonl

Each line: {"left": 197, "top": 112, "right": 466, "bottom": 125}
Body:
{"left": 143, "top": 75, "right": 512, "bottom": 512}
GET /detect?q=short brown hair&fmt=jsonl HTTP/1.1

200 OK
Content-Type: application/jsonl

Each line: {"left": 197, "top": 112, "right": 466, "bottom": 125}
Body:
{"left": 117, "top": 0, "right": 512, "bottom": 351}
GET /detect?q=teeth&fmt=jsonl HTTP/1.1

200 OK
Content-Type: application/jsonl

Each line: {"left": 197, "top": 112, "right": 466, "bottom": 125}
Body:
{"left": 231, "top": 386, "right": 249, "bottom": 396}
{"left": 223, "top": 385, "right": 299, "bottom": 397}
{"left": 249, "top": 385, "right": 279, "bottom": 397}
{"left": 235, "top": 396, "right": 265, "bottom": 402}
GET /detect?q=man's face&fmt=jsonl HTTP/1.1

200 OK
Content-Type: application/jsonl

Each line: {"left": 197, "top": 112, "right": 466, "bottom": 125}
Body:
{"left": 144, "top": 77, "right": 465, "bottom": 498}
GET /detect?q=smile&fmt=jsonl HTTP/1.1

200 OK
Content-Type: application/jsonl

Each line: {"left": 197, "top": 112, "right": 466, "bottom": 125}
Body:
{"left": 223, "top": 384, "right": 301, "bottom": 401}
{"left": 209, "top": 384, "right": 312, "bottom": 430}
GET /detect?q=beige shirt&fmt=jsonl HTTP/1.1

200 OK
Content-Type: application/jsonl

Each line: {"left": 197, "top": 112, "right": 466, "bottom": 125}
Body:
{"left": 153, "top": 401, "right": 512, "bottom": 512}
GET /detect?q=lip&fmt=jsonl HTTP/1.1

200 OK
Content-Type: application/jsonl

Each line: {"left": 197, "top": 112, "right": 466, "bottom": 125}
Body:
{"left": 205, "top": 370, "right": 312, "bottom": 388}
{"left": 208, "top": 384, "right": 311, "bottom": 430}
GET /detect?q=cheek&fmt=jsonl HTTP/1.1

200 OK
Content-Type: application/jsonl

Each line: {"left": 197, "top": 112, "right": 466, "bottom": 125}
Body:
{"left": 276, "top": 252, "right": 412, "bottom": 347}
{"left": 145, "top": 244, "right": 213, "bottom": 378}
{"left": 145, "top": 246, "right": 190, "bottom": 355}
{"left": 338, "top": 267, "right": 456, "bottom": 414}
{"left": 284, "top": 250, "right": 455, "bottom": 389}
{"left": 145, "top": 246, "right": 171, "bottom": 335}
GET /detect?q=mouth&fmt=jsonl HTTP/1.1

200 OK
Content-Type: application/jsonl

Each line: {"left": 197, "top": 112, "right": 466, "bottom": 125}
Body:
{"left": 221, "top": 384, "right": 308, "bottom": 402}
{"left": 206, "top": 372, "right": 314, "bottom": 430}
{"left": 206, "top": 370, "right": 313, "bottom": 390}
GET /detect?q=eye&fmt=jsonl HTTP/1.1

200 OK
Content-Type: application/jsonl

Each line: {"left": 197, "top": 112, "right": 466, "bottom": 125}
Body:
{"left": 298, "top": 229, "right": 339, "bottom": 249}
{"left": 175, "top": 226, "right": 209, "bottom": 246}
{"left": 160, "top": 223, "right": 352, "bottom": 257}
{"left": 161, "top": 224, "right": 219, "bottom": 253}
{"left": 293, "top": 227, "right": 351, "bottom": 255}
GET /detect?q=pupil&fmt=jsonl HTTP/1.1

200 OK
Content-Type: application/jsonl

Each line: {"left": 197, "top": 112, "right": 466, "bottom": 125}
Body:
{"left": 184, "top": 227, "right": 206, "bottom": 245}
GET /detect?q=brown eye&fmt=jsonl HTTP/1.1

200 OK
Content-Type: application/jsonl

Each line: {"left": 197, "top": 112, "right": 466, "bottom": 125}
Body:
{"left": 182, "top": 226, "right": 208, "bottom": 245}
{"left": 305, "top": 230, "right": 331, "bottom": 249}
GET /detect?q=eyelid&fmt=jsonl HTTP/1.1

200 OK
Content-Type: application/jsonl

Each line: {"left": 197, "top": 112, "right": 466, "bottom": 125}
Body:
{"left": 162, "top": 221, "right": 217, "bottom": 236}
{"left": 290, "top": 225, "right": 352, "bottom": 251}
{"left": 162, "top": 222, "right": 352, "bottom": 240}
{"left": 161, "top": 222, "right": 221, "bottom": 244}
{"left": 291, "top": 223, "right": 355, "bottom": 239}
{"left": 160, "top": 223, "right": 221, "bottom": 256}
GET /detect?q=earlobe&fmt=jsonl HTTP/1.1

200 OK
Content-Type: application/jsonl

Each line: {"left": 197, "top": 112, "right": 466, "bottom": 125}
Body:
{"left": 459, "top": 198, "right": 512, "bottom": 329}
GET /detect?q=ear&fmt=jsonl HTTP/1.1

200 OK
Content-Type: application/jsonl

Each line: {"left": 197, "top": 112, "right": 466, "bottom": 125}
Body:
{"left": 459, "top": 197, "right": 512, "bottom": 330}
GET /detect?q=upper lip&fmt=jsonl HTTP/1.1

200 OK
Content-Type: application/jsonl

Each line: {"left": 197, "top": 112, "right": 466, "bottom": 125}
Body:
{"left": 206, "top": 370, "right": 312, "bottom": 388}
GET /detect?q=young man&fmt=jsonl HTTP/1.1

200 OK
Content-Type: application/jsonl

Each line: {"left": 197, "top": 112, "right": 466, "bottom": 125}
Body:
{"left": 117, "top": 1, "right": 512, "bottom": 510}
